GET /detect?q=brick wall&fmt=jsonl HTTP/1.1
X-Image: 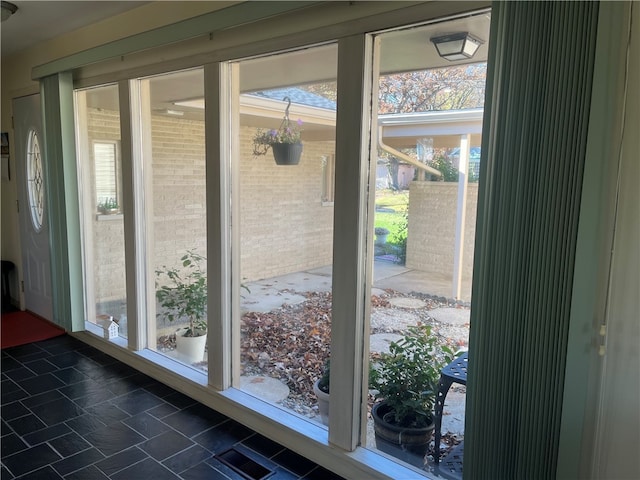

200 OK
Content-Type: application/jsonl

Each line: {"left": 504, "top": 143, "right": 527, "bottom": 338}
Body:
{"left": 87, "top": 110, "right": 475, "bottom": 304}
{"left": 406, "top": 181, "right": 478, "bottom": 280}
{"left": 150, "top": 116, "right": 207, "bottom": 271}
{"left": 238, "top": 129, "right": 335, "bottom": 281}
{"left": 87, "top": 110, "right": 336, "bottom": 308}
{"left": 87, "top": 109, "right": 125, "bottom": 303}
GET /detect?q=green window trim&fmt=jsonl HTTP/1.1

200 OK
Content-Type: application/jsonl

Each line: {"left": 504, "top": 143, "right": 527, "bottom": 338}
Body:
{"left": 41, "top": 73, "right": 84, "bottom": 332}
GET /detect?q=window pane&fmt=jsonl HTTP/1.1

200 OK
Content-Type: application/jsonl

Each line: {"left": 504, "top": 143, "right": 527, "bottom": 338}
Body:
{"left": 75, "top": 84, "right": 127, "bottom": 339}
{"left": 366, "top": 16, "right": 489, "bottom": 473}
{"left": 233, "top": 44, "right": 337, "bottom": 425}
{"left": 94, "top": 141, "right": 118, "bottom": 204}
{"left": 141, "top": 68, "right": 207, "bottom": 369}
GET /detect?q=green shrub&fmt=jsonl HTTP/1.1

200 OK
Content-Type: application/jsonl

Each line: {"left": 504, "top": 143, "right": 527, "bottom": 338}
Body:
{"left": 370, "top": 325, "right": 455, "bottom": 428}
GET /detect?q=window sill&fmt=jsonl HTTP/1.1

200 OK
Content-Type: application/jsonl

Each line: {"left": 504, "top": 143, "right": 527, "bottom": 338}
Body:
{"left": 96, "top": 213, "right": 123, "bottom": 221}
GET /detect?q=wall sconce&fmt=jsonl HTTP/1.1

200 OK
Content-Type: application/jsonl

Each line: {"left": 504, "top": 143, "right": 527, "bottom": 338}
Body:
{"left": 431, "top": 32, "right": 484, "bottom": 61}
{"left": 1, "top": 1, "right": 18, "bottom": 22}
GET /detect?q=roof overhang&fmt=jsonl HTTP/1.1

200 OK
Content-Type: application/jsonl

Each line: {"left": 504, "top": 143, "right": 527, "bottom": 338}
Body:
{"left": 238, "top": 96, "right": 484, "bottom": 147}
{"left": 379, "top": 108, "right": 483, "bottom": 149}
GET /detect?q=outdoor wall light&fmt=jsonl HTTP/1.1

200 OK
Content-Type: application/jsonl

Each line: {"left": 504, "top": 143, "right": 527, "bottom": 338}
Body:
{"left": 1, "top": 1, "right": 17, "bottom": 22}
{"left": 431, "top": 32, "right": 484, "bottom": 61}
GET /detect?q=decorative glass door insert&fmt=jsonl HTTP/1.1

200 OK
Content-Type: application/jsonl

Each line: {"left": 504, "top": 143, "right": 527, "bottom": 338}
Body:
{"left": 26, "top": 129, "right": 44, "bottom": 232}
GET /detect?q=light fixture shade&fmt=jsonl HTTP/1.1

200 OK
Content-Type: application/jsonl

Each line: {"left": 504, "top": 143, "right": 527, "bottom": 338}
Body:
{"left": 1, "top": 1, "right": 18, "bottom": 22}
{"left": 431, "top": 32, "right": 484, "bottom": 61}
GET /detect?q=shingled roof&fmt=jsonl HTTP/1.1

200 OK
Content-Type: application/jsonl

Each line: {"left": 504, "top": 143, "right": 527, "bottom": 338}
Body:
{"left": 247, "top": 87, "right": 336, "bottom": 111}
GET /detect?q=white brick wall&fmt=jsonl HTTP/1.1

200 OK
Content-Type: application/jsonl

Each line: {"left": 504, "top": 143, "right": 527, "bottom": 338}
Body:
{"left": 406, "top": 181, "right": 478, "bottom": 280}
{"left": 87, "top": 110, "right": 336, "bottom": 305}
{"left": 86, "top": 110, "right": 477, "bottom": 305}
{"left": 87, "top": 109, "right": 125, "bottom": 302}
{"left": 238, "top": 129, "right": 335, "bottom": 281}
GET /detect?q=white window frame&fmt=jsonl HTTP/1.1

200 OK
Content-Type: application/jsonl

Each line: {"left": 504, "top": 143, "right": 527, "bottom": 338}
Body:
{"left": 69, "top": 4, "right": 493, "bottom": 479}
{"left": 321, "top": 154, "right": 336, "bottom": 205}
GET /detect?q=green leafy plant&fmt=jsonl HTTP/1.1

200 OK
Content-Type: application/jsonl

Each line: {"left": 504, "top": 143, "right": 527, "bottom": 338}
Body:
{"left": 430, "top": 155, "right": 459, "bottom": 182}
{"left": 369, "top": 325, "right": 455, "bottom": 428}
{"left": 390, "top": 211, "right": 408, "bottom": 265}
{"left": 155, "top": 250, "right": 207, "bottom": 337}
{"left": 317, "top": 359, "right": 330, "bottom": 394}
{"left": 98, "top": 197, "right": 119, "bottom": 212}
{"left": 317, "top": 358, "right": 376, "bottom": 395}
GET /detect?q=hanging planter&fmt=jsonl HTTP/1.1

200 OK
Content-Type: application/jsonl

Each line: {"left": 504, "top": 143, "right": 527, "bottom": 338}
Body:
{"left": 252, "top": 96, "right": 303, "bottom": 166}
{"left": 271, "top": 142, "right": 303, "bottom": 165}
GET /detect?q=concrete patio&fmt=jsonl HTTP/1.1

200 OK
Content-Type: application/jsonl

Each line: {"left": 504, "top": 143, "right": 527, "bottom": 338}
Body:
{"left": 239, "top": 258, "right": 470, "bottom": 442}
{"left": 240, "top": 258, "right": 472, "bottom": 314}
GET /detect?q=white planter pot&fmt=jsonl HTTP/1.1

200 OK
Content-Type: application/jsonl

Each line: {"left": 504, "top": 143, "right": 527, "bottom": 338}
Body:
{"left": 175, "top": 328, "right": 207, "bottom": 364}
{"left": 375, "top": 233, "right": 389, "bottom": 245}
{"left": 313, "top": 379, "right": 330, "bottom": 426}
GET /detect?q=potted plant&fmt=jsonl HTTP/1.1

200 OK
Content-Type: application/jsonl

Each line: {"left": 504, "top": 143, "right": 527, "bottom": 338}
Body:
{"left": 375, "top": 227, "right": 390, "bottom": 245}
{"left": 252, "top": 96, "right": 303, "bottom": 165}
{"left": 313, "top": 359, "right": 330, "bottom": 425}
{"left": 98, "top": 197, "right": 120, "bottom": 214}
{"left": 155, "top": 250, "right": 207, "bottom": 364}
{"left": 313, "top": 359, "right": 377, "bottom": 427}
{"left": 369, "top": 325, "right": 455, "bottom": 468}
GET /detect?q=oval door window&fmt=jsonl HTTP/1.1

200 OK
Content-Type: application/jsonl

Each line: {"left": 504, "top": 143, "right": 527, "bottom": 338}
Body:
{"left": 26, "top": 129, "right": 44, "bottom": 232}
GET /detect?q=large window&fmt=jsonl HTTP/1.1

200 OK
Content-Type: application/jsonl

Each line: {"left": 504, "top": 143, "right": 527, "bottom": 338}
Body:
{"left": 139, "top": 68, "right": 207, "bottom": 368}
{"left": 232, "top": 44, "right": 338, "bottom": 425}
{"left": 364, "top": 20, "right": 487, "bottom": 473}
{"left": 75, "top": 84, "right": 128, "bottom": 338}
{"left": 71, "top": 4, "right": 491, "bottom": 479}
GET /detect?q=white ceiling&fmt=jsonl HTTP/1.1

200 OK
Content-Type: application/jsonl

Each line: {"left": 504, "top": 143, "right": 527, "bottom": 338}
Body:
{"left": 1, "top": 1, "right": 147, "bottom": 57}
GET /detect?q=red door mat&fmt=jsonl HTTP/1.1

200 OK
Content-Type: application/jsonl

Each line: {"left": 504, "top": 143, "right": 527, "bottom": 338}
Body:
{"left": 1, "top": 311, "right": 65, "bottom": 349}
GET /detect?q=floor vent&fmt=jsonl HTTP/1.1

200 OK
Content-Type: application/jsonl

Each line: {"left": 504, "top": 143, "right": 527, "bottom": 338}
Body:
{"left": 216, "top": 447, "right": 274, "bottom": 480}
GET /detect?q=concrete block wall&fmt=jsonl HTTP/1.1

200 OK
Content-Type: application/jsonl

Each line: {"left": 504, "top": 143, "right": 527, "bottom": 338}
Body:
{"left": 406, "top": 181, "right": 478, "bottom": 281}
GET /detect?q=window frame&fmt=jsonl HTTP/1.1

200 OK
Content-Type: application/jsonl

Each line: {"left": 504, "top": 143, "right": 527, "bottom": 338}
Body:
{"left": 65, "top": 3, "right": 494, "bottom": 479}
{"left": 321, "top": 154, "right": 336, "bottom": 205}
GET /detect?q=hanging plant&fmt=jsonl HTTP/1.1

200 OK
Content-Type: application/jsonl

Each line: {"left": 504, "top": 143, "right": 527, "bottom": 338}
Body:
{"left": 252, "top": 96, "right": 303, "bottom": 165}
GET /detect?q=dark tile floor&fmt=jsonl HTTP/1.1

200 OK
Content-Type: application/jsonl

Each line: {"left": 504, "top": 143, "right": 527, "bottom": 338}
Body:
{"left": 1, "top": 335, "right": 344, "bottom": 480}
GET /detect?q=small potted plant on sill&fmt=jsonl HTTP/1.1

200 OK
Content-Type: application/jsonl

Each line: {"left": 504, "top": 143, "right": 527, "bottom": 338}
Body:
{"left": 369, "top": 325, "right": 456, "bottom": 468}
{"left": 252, "top": 96, "right": 303, "bottom": 165}
{"left": 98, "top": 197, "right": 120, "bottom": 215}
{"left": 155, "top": 250, "right": 207, "bottom": 364}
